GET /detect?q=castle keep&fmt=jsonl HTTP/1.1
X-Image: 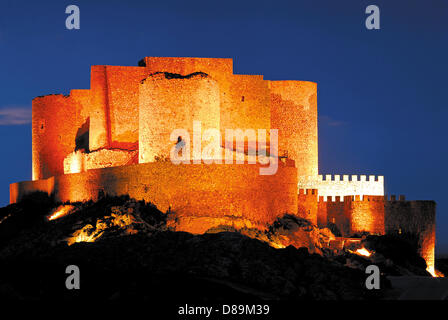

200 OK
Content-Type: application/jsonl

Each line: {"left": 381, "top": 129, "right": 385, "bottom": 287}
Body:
{"left": 9, "top": 57, "right": 436, "bottom": 274}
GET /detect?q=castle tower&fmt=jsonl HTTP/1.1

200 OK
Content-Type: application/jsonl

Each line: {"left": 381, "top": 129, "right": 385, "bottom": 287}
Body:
{"left": 139, "top": 72, "right": 221, "bottom": 163}
{"left": 269, "top": 81, "right": 318, "bottom": 178}
{"left": 297, "top": 189, "right": 318, "bottom": 225}
{"left": 32, "top": 90, "right": 91, "bottom": 180}
{"left": 345, "top": 195, "right": 385, "bottom": 235}
{"left": 89, "top": 65, "right": 148, "bottom": 151}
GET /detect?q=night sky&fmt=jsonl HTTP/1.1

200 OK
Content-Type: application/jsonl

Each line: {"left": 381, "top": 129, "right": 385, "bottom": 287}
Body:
{"left": 0, "top": 0, "right": 447, "bottom": 252}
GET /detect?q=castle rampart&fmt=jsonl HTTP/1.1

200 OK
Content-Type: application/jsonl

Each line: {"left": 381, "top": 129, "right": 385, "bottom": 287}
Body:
{"left": 318, "top": 195, "right": 348, "bottom": 235}
{"left": 344, "top": 195, "right": 385, "bottom": 235}
{"left": 11, "top": 162, "right": 298, "bottom": 234}
{"left": 299, "top": 174, "right": 384, "bottom": 200}
{"left": 315, "top": 194, "right": 435, "bottom": 272}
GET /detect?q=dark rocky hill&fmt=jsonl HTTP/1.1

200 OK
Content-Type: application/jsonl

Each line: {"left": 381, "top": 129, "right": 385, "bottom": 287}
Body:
{"left": 0, "top": 193, "right": 431, "bottom": 300}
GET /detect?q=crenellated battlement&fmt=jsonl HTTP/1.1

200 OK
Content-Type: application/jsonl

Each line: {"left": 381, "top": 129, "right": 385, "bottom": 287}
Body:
{"left": 298, "top": 188, "right": 317, "bottom": 195}
{"left": 386, "top": 195, "right": 406, "bottom": 201}
{"left": 318, "top": 195, "right": 344, "bottom": 202}
{"left": 317, "top": 194, "right": 413, "bottom": 203}
{"left": 318, "top": 194, "right": 388, "bottom": 203}
{"left": 344, "top": 195, "right": 385, "bottom": 202}
{"left": 298, "top": 174, "right": 385, "bottom": 200}
{"left": 318, "top": 174, "right": 384, "bottom": 183}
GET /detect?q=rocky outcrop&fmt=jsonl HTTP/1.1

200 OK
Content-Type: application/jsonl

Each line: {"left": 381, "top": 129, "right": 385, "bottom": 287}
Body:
{"left": 0, "top": 195, "right": 433, "bottom": 300}
{"left": 0, "top": 195, "right": 388, "bottom": 300}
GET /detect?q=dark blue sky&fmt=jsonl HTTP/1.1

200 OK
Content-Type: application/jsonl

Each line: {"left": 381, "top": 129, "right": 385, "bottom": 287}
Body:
{"left": 0, "top": 0, "right": 447, "bottom": 252}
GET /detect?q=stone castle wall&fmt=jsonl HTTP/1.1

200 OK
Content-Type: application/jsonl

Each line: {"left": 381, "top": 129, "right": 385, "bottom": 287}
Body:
{"left": 297, "top": 189, "right": 318, "bottom": 225}
{"left": 139, "top": 72, "right": 220, "bottom": 163}
{"left": 89, "top": 65, "right": 147, "bottom": 150}
{"left": 345, "top": 195, "right": 385, "bottom": 235}
{"left": 11, "top": 162, "right": 298, "bottom": 234}
{"left": 318, "top": 196, "right": 348, "bottom": 235}
{"left": 318, "top": 195, "right": 386, "bottom": 236}
{"left": 316, "top": 194, "right": 435, "bottom": 272}
{"left": 270, "top": 81, "right": 318, "bottom": 177}
{"left": 385, "top": 197, "right": 436, "bottom": 274}
{"left": 32, "top": 90, "right": 92, "bottom": 180}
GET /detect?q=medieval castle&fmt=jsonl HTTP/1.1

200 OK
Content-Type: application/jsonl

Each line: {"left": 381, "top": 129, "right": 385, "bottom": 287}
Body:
{"left": 9, "top": 57, "right": 436, "bottom": 274}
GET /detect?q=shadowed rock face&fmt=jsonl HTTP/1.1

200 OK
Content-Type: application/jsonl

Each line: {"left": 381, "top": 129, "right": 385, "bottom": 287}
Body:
{"left": 204, "top": 214, "right": 336, "bottom": 254}
{"left": 0, "top": 195, "right": 432, "bottom": 300}
{"left": 75, "top": 117, "right": 90, "bottom": 153}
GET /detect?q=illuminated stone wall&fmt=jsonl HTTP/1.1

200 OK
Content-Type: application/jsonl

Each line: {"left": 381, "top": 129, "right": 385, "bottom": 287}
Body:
{"left": 269, "top": 81, "right": 318, "bottom": 177}
{"left": 143, "top": 57, "right": 271, "bottom": 144}
{"left": 297, "top": 189, "right": 318, "bottom": 225}
{"left": 318, "top": 196, "right": 349, "bottom": 235}
{"left": 89, "top": 66, "right": 109, "bottom": 150}
{"left": 11, "top": 162, "right": 298, "bottom": 233}
{"left": 32, "top": 90, "right": 92, "bottom": 180}
{"left": 139, "top": 72, "right": 220, "bottom": 162}
{"left": 345, "top": 195, "right": 385, "bottom": 235}
{"left": 318, "top": 195, "right": 385, "bottom": 236}
{"left": 63, "top": 149, "right": 138, "bottom": 174}
{"left": 143, "top": 57, "right": 232, "bottom": 139}
{"left": 317, "top": 197, "right": 328, "bottom": 228}
{"left": 225, "top": 74, "right": 271, "bottom": 141}
{"left": 89, "top": 65, "right": 147, "bottom": 150}
{"left": 315, "top": 194, "right": 436, "bottom": 272}
{"left": 9, "top": 176, "right": 54, "bottom": 204}
{"left": 143, "top": 57, "right": 234, "bottom": 78}
{"left": 385, "top": 197, "right": 436, "bottom": 275}
{"left": 32, "top": 57, "right": 322, "bottom": 182}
